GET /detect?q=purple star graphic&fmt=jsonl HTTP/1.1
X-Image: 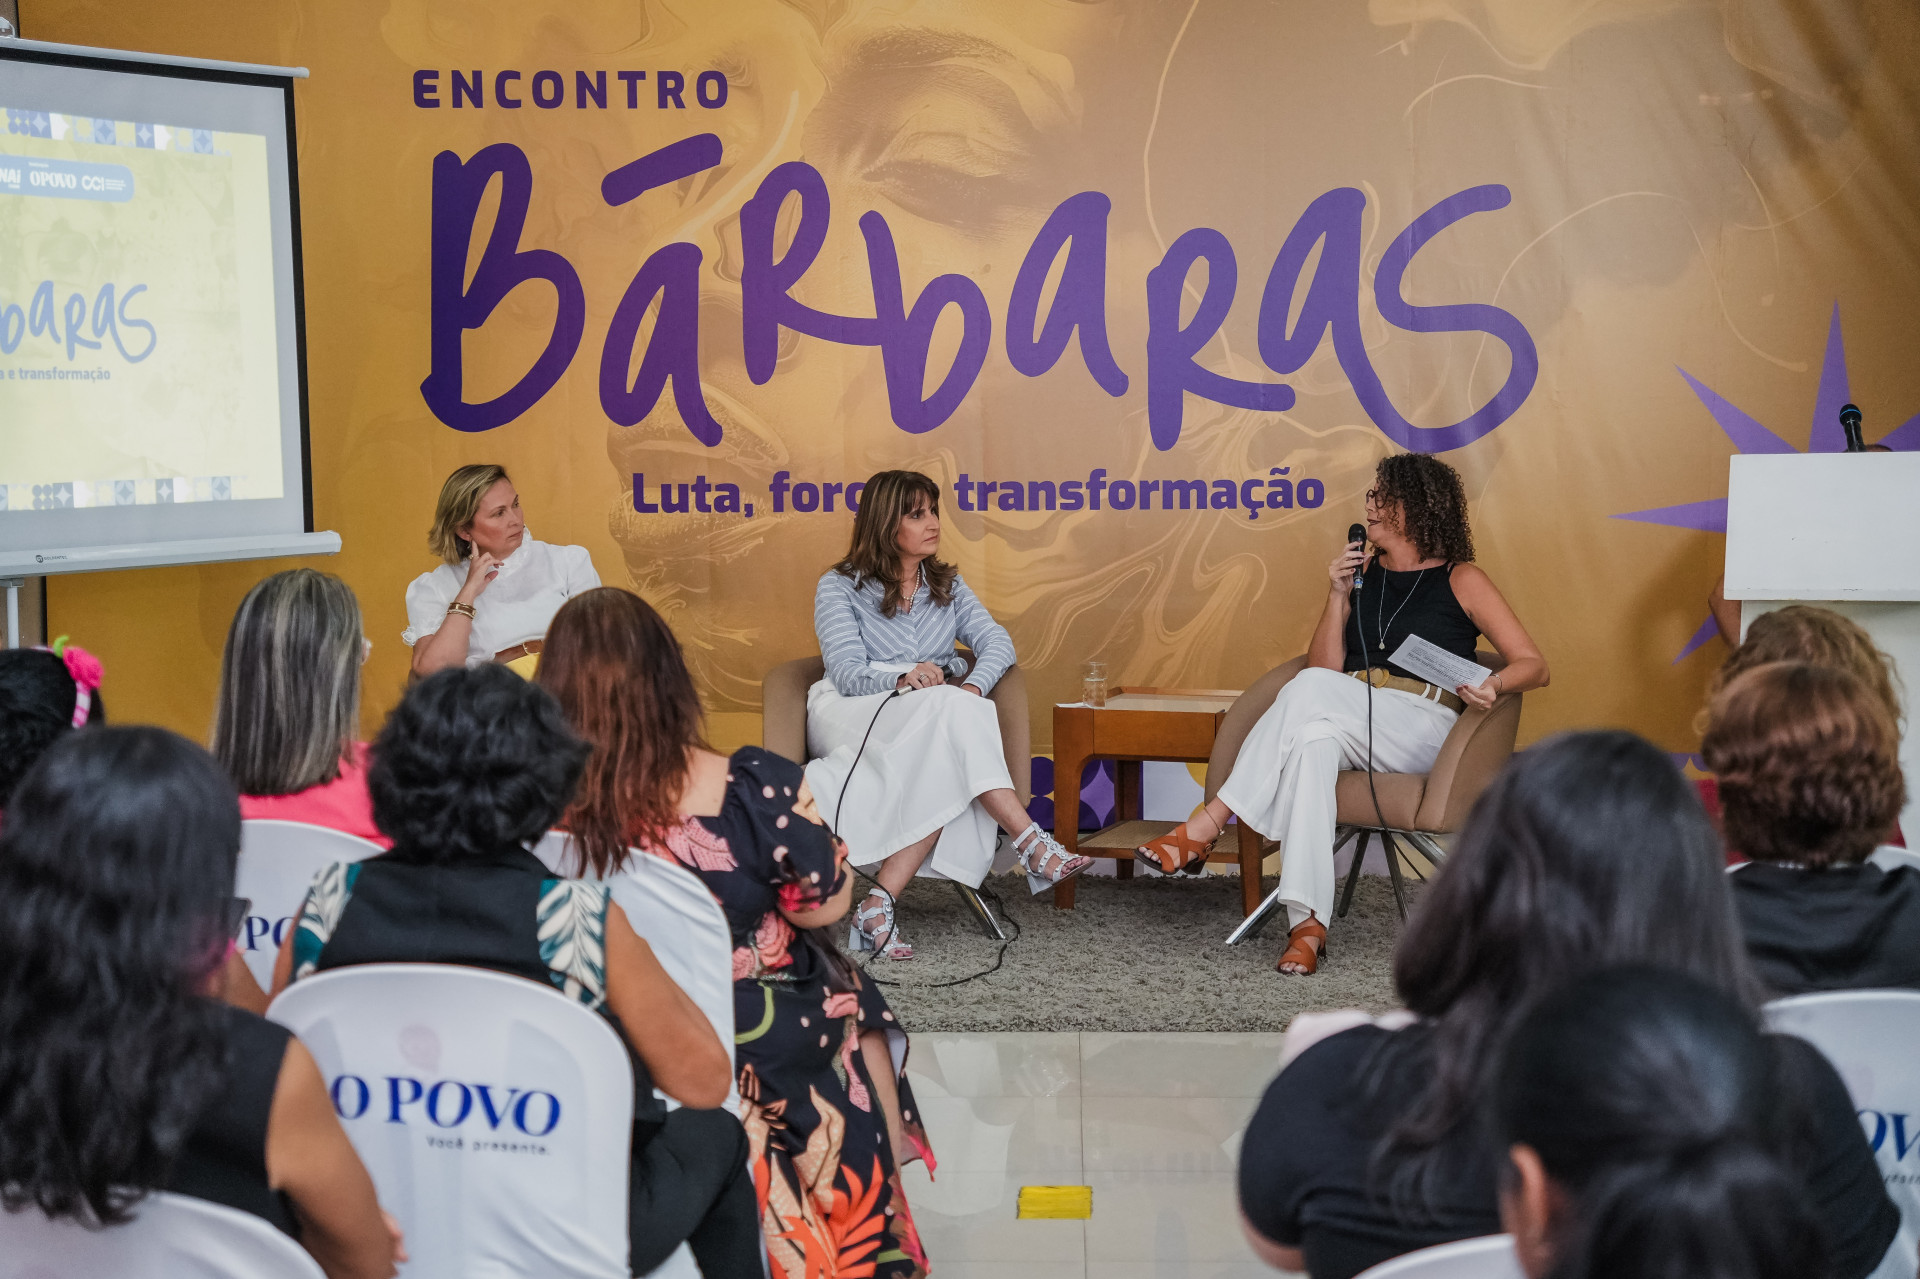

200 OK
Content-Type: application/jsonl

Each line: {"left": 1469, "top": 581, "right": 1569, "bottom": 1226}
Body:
{"left": 1614, "top": 304, "right": 1919, "bottom": 662}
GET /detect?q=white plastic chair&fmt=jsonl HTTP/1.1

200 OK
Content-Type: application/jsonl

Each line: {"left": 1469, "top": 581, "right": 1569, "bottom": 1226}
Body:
{"left": 268, "top": 964, "right": 634, "bottom": 1279}
{"left": 532, "top": 831, "right": 738, "bottom": 1111}
{"left": 1354, "top": 1234, "right": 1523, "bottom": 1279}
{"left": 1765, "top": 990, "right": 1920, "bottom": 1279}
{"left": 0, "top": 1191, "right": 324, "bottom": 1279}
{"left": 235, "top": 820, "right": 382, "bottom": 987}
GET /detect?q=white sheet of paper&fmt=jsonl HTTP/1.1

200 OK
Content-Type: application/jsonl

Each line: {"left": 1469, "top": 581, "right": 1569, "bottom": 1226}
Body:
{"left": 1386, "top": 634, "right": 1492, "bottom": 692}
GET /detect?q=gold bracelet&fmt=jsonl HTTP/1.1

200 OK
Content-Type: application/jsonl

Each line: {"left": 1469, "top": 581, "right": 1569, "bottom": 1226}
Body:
{"left": 446, "top": 601, "right": 477, "bottom": 620}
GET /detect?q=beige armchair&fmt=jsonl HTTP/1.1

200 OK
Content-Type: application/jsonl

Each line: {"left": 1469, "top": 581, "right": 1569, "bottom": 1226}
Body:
{"left": 761, "top": 653, "right": 1028, "bottom": 939}
{"left": 1202, "top": 652, "right": 1523, "bottom": 944}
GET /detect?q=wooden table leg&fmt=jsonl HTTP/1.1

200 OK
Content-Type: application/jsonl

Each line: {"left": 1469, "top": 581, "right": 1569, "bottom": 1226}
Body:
{"left": 1114, "top": 757, "right": 1141, "bottom": 881}
{"left": 1050, "top": 709, "right": 1094, "bottom": 911}
{"left": 1237, "top": 819, "right": 1265, "bottom": 917}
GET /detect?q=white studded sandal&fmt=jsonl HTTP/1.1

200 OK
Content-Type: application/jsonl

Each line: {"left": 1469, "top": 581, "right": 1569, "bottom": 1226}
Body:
{"left": 1013, "top": 822, "right": 1093, "bottom": 896}
{"left": 849, "top": 892, "right": 914, "bottom": 960}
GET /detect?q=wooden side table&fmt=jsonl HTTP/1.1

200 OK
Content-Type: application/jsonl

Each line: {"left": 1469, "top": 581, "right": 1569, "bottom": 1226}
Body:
{"left": 1050, "top": 687, "right": 1264, "bottom": 914}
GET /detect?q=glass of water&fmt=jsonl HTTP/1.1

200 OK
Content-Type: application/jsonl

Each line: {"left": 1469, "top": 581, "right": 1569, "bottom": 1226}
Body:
{"left": 1083, "top": 661, "right": 1108, "bottom": 708}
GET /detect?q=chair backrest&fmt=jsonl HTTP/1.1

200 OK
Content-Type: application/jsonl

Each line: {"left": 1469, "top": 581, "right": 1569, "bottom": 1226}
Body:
{"left": 235, "top": 820, "right": 382, "bottom": 988}
{"left": 0, "top": 1191, "right": 325, "bottom": 1279}
{"left": 760, "top": 656, "right": 825, "bottom": 765}
{"left": 1204, "top": 651, "right": 1521, "bottom": 834}
{"left": 1764, "top": 990, "right": 1920, "bottom": 1279}
{"left": 268, "top": 964, "right": 634, "bottom": 1279}
{"left": 1354, "top": 1234, "right": 1523, "bottom": 1279}
{"left": 530, "top": 831, "right": 739, "bottom": 1114}
{"left": 760, "top": 652, "right": 1033, "bottom": 803}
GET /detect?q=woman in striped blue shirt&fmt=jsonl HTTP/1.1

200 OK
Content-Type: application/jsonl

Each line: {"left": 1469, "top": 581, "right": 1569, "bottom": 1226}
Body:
{"left": 806, "top": 471, "right": 1091, "bottom": 959}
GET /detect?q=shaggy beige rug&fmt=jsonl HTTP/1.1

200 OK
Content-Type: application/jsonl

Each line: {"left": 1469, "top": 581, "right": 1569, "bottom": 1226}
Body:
{"left": 865, "top": 872, "right": 1420, "bottom": 1034}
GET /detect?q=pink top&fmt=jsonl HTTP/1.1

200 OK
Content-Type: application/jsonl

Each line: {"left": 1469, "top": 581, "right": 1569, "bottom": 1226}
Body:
{"left": 239, "top": 743, "right": 391, "bottom": 848}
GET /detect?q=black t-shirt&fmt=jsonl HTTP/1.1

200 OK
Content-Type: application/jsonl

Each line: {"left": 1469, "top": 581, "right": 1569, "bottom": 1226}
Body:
{"left": 1237, "top": 1023, "right": 1899, "bottom": 1279}
{"left": 1732, "top": 861, "right": 1920, "bottom": 996}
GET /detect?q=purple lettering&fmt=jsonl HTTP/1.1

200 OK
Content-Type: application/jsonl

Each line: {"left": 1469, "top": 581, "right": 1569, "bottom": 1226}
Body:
{"left": 421, "top": 144, "right": 585, "bottom": 432}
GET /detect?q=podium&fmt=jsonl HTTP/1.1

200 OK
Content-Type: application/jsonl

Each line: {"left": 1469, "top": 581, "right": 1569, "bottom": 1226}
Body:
{"left": 1725, "top": 453, "right": 1920, "bottom": 839}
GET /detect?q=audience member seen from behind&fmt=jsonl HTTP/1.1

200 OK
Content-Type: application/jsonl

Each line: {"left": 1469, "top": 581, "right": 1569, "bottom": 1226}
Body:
{"left": 0, "top": 641, "right": 104, "bottom": 813}
{"left": 0, "top": 728, "right": 399, "bottom": 1279}
{"left": 271, "top": 665, "right": 760, "bottom": 1279}
{"left": 1704, "top": 662, "right": 1920, "bottom": 994}
{"left": 1234, "top": 730, "right": 1896, "bottom": 1279}
{"left": 1498, "top": 967, "right": 1829, "bottom": 1279}
{"left": 538, "top": 586, "right": 934, "bottom": 1278}
{"left": 212, "top": 569, "right": 387, "bottom": 846}
{"left": 1696, "top": 605, "right": 1904, "bottom": 848}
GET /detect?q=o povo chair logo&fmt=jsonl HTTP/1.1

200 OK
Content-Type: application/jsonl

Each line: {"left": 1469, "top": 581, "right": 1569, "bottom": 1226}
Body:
{"left": 328, "top": 1070, "right": 565, "bottom": 1152}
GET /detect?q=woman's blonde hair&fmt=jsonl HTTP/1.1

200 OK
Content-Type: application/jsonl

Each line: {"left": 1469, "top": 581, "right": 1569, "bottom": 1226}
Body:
{"left": 1696, "top": 605, "right": 1903, "bottom": 735}
{"left": 831, "top": 470, "right": 955, "bottom": 618}
{"left": 427, "top": 464, "right": 511, "bottom": 564}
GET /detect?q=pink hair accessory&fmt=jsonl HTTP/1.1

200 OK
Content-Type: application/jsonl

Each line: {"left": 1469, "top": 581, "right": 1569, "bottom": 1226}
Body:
{"left": 47, "top": 637, "right": 102, "bottom": 727}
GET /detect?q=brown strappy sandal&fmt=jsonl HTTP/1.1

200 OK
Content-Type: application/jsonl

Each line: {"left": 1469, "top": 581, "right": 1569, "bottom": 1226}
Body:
{"left": 1136, "top": 819, "right": 1216, "bottom": 875}
{"left": 1277, "top": 916, "right": 1328, "bottom": 976}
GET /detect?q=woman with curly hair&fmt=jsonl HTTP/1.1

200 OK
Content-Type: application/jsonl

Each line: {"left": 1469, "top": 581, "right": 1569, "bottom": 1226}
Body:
{"left": 271, "top": 665, "right": 759, "bottom": 1277}
{"left": 1141, "top": 453, "right": 1549, "bottom": 974}
{"left": 1704, "top": 662, "right": 1920, "bottom": 994}
{"left": 1694, "top": 605, "right": 1905, "bottom": 848}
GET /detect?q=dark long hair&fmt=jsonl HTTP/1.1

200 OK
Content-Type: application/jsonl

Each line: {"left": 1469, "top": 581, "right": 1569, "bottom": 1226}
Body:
{"left": 0, "top": 648, "right": 106, "bottom": 808}
{"left": 1498, "top": 967, "right": 1828, "bottom": 1279}
{"left": 538, "top": 588, "right": 710, "bottom": 876}
{"left": 831, "top": 470, "right": 955, "bottom": 617}
{"left": 369, "top": 665, "right": 590, "bottom": 864}
{"left": 1373, "top": 453, "right": 1473, "bottom": 562}
{"left": 0, "top": 727, "right": 241, "bottom": 1225}
{"left": 1372, "top": 730, "right": 1757, "bottom": 1214}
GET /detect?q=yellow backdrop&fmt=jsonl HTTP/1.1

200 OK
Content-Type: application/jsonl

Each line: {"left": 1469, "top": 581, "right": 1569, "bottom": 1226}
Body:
{"left": 30, "top": 0, "right": 1920, "bottom": 762}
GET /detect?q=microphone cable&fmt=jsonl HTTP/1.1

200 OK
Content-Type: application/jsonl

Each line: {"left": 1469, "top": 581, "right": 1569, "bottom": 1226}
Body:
{"left": 827, "top": 681, "right": 1024, "bottom": 990}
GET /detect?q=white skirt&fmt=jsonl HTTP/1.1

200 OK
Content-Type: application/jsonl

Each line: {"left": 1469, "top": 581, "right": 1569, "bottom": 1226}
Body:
{"left": 802, "top": 680, "right": 1014, "bottom": 888}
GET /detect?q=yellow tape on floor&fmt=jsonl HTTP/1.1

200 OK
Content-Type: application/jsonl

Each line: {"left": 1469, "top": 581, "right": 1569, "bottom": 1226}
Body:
{"left": 1016, "top": 1185, "right": 1093, "bottom": 1219}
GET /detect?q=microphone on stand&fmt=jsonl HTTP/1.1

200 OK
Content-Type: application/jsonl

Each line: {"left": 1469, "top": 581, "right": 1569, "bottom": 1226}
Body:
{"left": 1840, "top": 403, "right": 1865, "bottom": 453}
{"left": 1347, "top": 522, "right": 1367, "bottom": 598}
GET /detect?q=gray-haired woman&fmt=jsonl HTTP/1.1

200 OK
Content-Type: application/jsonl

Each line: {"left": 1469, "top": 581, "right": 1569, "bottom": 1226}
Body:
{"left": 212, "top": 569, "right": 387, "bottom": 845}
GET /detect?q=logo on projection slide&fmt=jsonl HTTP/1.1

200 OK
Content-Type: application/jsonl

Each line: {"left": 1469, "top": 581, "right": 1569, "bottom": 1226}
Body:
{"left": 421, "top": 134, "right": 1540, "bottom": 455}
{"left": 329, "top": 1072, "right": 563, "bottom": 1153}
{"left": 1861, "top": 1110, "right": 1920, "bottom": 1184}
{"left": 1611, "top": 305, "right": 1920, "bottom": 663}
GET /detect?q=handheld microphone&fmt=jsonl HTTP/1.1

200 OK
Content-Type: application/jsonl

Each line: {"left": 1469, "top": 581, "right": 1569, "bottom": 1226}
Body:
{"left": 1347, "top": 522, "right": 1367, "bottom": 595}
{"left": 1840, "top": 403, "right": 1865, "bottom": 453}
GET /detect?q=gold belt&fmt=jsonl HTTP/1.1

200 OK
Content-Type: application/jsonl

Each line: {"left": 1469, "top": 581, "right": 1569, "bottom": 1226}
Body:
{"left": 1349, "top": 667, "right": 1465, "bottom": 714}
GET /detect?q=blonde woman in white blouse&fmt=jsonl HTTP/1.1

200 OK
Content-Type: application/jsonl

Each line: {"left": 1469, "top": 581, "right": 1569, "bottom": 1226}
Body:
{"left": 403, "top": 465, "right": 600, "bottom": 678}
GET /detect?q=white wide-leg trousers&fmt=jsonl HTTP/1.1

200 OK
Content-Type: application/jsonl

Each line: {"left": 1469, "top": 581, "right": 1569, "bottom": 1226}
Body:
{"left": 802, "top": 680, "right": 1014, "bottom": 888}
{"left": 1215, "top": 668, "right": 1457, "bottom": 929}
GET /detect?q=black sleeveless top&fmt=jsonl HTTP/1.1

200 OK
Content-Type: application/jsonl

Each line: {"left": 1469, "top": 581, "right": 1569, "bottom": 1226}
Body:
{"left": 306, "top": 846, "right": 668, "bottom": 1140}
{"left": 1343, "top": 561, "right": 1481, "bottom": 683}
{"left": 164, "top": 1003, "right": 299, "bottom": 1236}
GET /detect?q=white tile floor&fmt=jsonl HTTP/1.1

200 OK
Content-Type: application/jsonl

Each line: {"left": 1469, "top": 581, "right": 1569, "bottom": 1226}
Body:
{"left": 899, "top": 1032, "right": 1303, "bottom": 1278}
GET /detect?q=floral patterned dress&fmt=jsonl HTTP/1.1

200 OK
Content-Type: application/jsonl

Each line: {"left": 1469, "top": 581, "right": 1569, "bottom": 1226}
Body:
{"left": 641, "top": 746, "right": 935, "bottom": 1279}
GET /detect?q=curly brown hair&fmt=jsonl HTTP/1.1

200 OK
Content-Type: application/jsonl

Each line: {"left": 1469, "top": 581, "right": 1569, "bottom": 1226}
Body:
{"left": 1374, "top": 454, "right": 1474, "bottom": 562}
{"left": 1701, "top": 662, "right": 1906, "bottom": 868}
{"left": 1703, "top": 606, "right": 1901, "bottom": 728}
